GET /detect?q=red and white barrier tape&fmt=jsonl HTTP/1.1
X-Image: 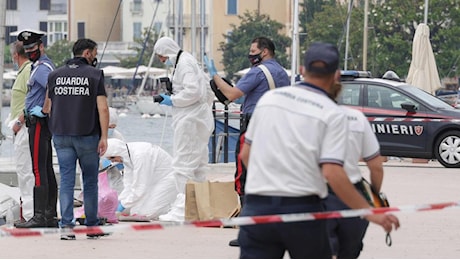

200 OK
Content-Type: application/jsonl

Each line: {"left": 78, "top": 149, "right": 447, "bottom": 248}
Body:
{"left": 1, "top": 201, "right": 459, "bottom": 238}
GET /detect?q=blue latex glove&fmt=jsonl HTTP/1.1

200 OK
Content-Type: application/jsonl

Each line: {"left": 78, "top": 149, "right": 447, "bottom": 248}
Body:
{"left": 159, "top": 94, "right": 172, "bottom": 106}
{"left": 116, "top": 202, "right": 125, "bottom": 212}
{"left": 30, "top": 105, "right": 46, "bottom": 118}
{"left": 203, "top": 55, "right": 217, "bottom": 77}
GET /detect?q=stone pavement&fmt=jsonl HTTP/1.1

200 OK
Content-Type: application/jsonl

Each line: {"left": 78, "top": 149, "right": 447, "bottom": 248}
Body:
{"left": 1, "top": 161, "right": 460, "bottom": 258}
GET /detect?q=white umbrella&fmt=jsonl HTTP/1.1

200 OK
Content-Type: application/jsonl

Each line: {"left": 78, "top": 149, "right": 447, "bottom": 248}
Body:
{"left": 406, "top": 23, "right": 441, "bottom": 95}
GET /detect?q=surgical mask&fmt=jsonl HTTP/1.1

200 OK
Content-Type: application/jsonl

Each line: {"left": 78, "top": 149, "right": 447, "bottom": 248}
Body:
{"left": 27, "top": 48, "right": 41, "bottom": 63}
{"left": 13, "top": 60, "right": 19, "bottom": 70}
{"left": 108, "top": 128, "right": 114, "bottom": 137}
{"left": 248, "top": 52, "right": 262, "bottom": 66}
{"left": 165, "top": 59, "right": 173, "bottom": 67}
{"left": 115, "top": 163, "right": 124, "bottom": 171}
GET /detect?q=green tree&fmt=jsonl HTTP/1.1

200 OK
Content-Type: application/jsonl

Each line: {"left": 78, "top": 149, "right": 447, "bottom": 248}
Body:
{"left": 219, "top": 11, "right": 291, "bottom": 80}
{"left": 46, "top": 40, "right": 74, "bottom": 67}
{"left": 369, "top": 0, "right": 460, "bottom": 78}
{"left": 118, "top": 28, "right": 164, "bottom": 68}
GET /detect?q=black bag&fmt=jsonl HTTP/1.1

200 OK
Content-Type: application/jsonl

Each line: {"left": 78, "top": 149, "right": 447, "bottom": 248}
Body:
{"left": 210, "top": 77, "right": 233, "bottom": 105}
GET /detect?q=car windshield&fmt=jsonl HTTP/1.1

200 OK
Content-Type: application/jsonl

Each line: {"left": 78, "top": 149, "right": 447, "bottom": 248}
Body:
{"left": 401, "top": 85, "right": 455, "bottom": 109}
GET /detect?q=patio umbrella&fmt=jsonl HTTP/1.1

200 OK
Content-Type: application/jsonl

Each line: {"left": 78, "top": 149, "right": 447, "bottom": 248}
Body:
{"left": 406, "top": 23, "right": 441, "bottom": 95}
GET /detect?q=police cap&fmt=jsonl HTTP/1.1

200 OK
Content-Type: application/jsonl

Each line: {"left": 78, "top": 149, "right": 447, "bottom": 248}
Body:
{"left": 17, "top": 29, "right": 45, "bottom": 49}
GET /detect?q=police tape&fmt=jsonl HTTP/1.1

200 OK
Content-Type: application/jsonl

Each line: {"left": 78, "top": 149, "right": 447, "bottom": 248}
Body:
{"left": 1, "top": 200, "right": 459, "bottom": 238}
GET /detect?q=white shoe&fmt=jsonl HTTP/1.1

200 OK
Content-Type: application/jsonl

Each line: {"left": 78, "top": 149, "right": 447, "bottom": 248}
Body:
{"left": 159, "top": 193, "right": 185, "bottom": 222}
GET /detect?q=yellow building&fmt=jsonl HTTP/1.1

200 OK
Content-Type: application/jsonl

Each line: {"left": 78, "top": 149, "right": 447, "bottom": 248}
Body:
{"left": 68, "top": 0, "right": 122, "bottom": 42}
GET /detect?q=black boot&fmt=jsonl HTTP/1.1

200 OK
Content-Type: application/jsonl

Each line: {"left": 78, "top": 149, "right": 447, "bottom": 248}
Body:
{"left": 45, "top": 186, "right": 58, "bottom": 228}
{"left": 15, "top": 187, "right": 47, "bottom": 228}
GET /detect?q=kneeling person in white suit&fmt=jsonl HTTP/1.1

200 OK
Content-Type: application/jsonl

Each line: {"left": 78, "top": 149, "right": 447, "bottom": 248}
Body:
{"left": 104, "top": 138, "right": 177, "bottom": 219}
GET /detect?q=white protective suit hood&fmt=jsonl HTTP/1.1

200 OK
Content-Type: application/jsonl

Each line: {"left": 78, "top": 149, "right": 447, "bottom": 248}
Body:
{"left": 154, "top": 37, "right": 181, "bottom": 65}
{"left": 105, "top": 138, "right": 132, "bottom": 169}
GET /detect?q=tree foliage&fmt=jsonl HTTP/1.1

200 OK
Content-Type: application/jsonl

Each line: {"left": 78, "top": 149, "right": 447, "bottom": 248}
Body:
{"left": 118, "top": 28, "right": 164, "bottom": 68}
{"left": 299, "top": 0, "right": 460, "bottom": 79}
{"left": 46, "top": 40, "right": 74, "bottom": 67}
{"left": 219, "top": 11, "right": 291, "bottom": 80}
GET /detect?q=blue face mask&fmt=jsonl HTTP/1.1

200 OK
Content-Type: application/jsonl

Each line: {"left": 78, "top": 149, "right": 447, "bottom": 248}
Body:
{"left": 108, "top": 128, "right": 114, "bottom": 137}
{"left": 165, "top": 59, "right": 173, "bottom": 67}
{"left": 115, "top": 163, "right": 124, "bottom": 171}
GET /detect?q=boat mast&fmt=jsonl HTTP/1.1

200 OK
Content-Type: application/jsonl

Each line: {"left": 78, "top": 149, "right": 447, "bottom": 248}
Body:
{"left": 0, "top": 0, "right": 6, "bottom": 143}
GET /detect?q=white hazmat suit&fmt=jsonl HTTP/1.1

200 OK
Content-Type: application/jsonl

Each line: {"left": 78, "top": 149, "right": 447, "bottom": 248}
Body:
{"left": 104, "top": 138, "right": 178, "bottom": 219}
{"left": 154, "top": 37, "right": 215, "bottom": 221}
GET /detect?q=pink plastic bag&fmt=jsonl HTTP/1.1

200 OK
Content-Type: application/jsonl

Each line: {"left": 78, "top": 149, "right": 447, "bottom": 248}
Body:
{"left": 74, "top": 171, "right": 119, "bottom": 223}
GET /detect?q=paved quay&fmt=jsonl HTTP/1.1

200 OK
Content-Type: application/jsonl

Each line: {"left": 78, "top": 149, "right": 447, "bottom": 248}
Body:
{"left": 1, "top": 160, "right": 460, "bottom": 258}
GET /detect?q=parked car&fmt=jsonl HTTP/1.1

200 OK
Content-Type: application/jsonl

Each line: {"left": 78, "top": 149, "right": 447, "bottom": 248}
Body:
{"left": 338, "top": 71, "right": 460, "bottom": 168}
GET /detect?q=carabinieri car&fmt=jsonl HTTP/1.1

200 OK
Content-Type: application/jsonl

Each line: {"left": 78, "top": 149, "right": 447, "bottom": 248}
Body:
{"left": 338, "top": 71, "right": 460, "bottom": 168}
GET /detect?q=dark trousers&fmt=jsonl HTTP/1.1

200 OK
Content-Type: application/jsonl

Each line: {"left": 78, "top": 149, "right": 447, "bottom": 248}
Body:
{"left": 234, "top": 114, "right": 251, "bottom": 195}
{"left": 238, "top": 195, "right": 332, "bottom": 259}
{"left": 324, "top": 185, "right": 370, "bottom": 258}
{"left": 27, "top": 117, "right": 58, "bottom": 218}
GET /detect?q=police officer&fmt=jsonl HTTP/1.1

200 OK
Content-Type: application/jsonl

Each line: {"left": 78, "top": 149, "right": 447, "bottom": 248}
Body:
{"left": 45, "top": 38, "right": 109, "bottom": 240}
{"left": 237, "top": 42, "right": 400, "bottom": 258}
{"left": 204, "top": 37, "right": 290, "bottom": 247}
{"left": 15, "top": 30, "right": 58, "bottom": 228}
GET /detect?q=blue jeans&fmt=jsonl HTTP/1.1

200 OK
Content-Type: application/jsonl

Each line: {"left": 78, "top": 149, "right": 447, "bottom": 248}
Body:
{"left": 53, "top": 135, "right": 100, "bottom": 227}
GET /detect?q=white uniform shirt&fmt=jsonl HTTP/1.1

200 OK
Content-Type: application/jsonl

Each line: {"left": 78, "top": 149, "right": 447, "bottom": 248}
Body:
{"left": 341, "top": 106, "right": 380, "bottom": 184}
{"left": 244, "top": 84, "right": 348, "bottom": 198}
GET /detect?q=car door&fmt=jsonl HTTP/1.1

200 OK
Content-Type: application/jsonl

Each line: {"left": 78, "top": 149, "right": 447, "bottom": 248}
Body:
{"left": 362, "top": 84, "right": 428, "bottom": 157}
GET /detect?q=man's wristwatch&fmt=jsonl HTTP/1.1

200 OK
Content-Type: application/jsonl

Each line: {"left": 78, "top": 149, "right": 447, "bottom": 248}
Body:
{"left": 15, "top": 120, "right": 23, "bottom": 127}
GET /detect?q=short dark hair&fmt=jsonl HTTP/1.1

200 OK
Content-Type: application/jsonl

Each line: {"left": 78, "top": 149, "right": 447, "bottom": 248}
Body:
{"left": 72, "top": 38, "right": 97, "bottom": 56}
{"left": 252, "top": 37, "right": 275, "bottom": 56}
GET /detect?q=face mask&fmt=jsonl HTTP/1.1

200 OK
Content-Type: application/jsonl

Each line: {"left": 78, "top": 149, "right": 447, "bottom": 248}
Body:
{"left": 115, "top": 163, "right": 124, "bottom": 171}
{"left": 248, "top": 52, "right": 262, "bottom": 66}
{"left": 91, "top": 57, "right": 98, "bottom": 67}
{"left": 108, "top": 128, "right": 114, "bottom": 137}
{"left": 27, "top": 48, "right": 41, "bottom": 63}
{"left": 13, "top": 60, "right": 19, "bottom": 70}
{"left": 165, "top": 59, "right": 173, "bottom": 67}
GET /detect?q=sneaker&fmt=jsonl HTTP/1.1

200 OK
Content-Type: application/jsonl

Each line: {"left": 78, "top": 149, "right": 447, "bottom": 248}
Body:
{"left": 159, "top": 193, "right": 185, "bottom": 222}
{"left": 228, "top": 238, "right": 239, "bottom": 247}
{"left": 86, "top": 232, "right": 111, "bottom": 240}
{"left": 60, "top": 234, "right": 76, "bottom": 240}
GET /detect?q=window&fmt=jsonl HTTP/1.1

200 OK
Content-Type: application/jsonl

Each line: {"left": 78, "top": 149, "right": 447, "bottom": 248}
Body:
{"left": 39, "top": 21, "right": 48, "bottom": 46}
{"left": 133, "top": 22, "right": 142, "bottom": 40}
{"left": 131, "top": 0, "right": 143, "bottom": 14}
{"left": 367, "top": 84, "right": 419, "bottom": 110}
{"left": 6, "top": 0, "right": 17, "bottom": 10}
{"left": 5, "top": 26, "right": 17, "bottom": 45}
{"left": 338, "top": 83, "right": 361, "bottom": 106}
{"left": 78, "top": 22, "right": 85, "bottom": 39}
{"left": 40, "top": 0, "right": 50, "bottom": 10}
{"left": 226, "top": 0, "right": 237, "bottom": 15}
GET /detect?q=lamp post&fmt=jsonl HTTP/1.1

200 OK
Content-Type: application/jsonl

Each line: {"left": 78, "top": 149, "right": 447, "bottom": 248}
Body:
{"left": 424, "top": 0, "right": 429, "bottom": 24}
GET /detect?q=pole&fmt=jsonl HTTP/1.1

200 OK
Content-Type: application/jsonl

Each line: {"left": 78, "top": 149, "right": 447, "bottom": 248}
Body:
{"left": 0, "top": 0, "right": 6, "bottom": 142}
{"left": 344, "top": 0, "right": 353, "bottom": 70}
{"left": 290, "top": 0, "right": 299, "bottom": 85}
{"left": 363, "top": 0, "right": 368, "bottom": 71}
{"left": 424, "top": 0, "right": 429, "bottom": 24}
{"left": 191, "top": 0, "right": 196, "bottom": 56}
{"left": 199, "top": 0, "right": 206, "bottom": 68}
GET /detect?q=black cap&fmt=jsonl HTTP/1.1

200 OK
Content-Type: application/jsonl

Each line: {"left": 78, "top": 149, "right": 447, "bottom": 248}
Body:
{"left": 17, "top": 30, "right": 45, "bottom": 49}
{"left": 304, "top": 42, "right": 339, "bottom": 74}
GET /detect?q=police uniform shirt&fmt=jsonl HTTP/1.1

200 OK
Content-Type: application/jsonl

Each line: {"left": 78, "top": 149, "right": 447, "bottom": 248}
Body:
{"left": 244, "top": 83, "right": 348, "bottom": 198}
{"left": 25, "top": 55, "right": 55, "bottom": 111}
{"left": 341, "top": 106, "right": 380, "bottom": 184}
{"left": 47, "top": 57, "right": 106, "bottom": 136}
{"left": 237, "top": 59, "right": 290, "bottom": 114}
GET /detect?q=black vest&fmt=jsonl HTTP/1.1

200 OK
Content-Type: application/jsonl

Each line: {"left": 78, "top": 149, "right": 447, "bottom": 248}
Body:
{"left": 48, "top": 58, "right": 105, "bottom": 136}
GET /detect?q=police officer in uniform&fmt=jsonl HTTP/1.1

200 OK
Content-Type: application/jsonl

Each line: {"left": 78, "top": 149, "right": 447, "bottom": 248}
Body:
{"left": 45, "top": 38, "right": 109, "bottom": 240}
{"left": 15, "top": 30, "right": 58, "bottom": 228}
{"left": 237, "top": 42, "right": 400, "bottom": 258}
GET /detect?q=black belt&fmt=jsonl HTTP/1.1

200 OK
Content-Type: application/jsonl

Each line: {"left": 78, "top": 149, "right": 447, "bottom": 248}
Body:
{"left": 244, "top": 194, "right": 320, "bottom": 205}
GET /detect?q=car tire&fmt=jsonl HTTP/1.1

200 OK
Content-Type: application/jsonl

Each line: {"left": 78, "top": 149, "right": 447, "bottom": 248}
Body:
{"left": 434, "top": 131, "right": 460, "bottom": 168}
